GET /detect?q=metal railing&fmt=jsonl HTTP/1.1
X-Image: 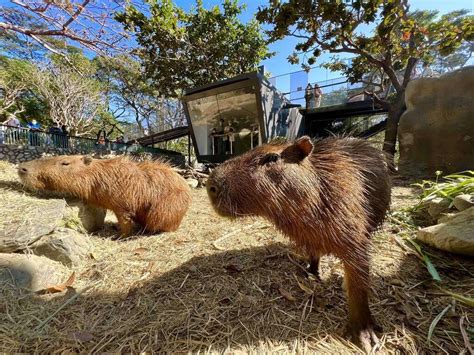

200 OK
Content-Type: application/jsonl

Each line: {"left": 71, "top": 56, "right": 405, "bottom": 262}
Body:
{"left": 0, "top": 124, "right": 177, "bottom": 155}
{"left": 284, "top": 77, "right": 370, "bottom": 108}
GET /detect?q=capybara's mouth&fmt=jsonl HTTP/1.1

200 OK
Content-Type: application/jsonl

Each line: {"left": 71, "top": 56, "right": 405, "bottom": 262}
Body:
{"left": 17, "top": 172, "right": 43, "bottom": 191}
{"left": 206, "top": 190, "right": 236, "bottom": 218}
{"left": 206, "top": 181, "right": 239, "bottom": 219}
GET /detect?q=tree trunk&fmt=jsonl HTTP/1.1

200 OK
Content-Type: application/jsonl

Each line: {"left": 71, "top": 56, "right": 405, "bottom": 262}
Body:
{"left": 382, "top": 92, "right": 406, "bottom": 166}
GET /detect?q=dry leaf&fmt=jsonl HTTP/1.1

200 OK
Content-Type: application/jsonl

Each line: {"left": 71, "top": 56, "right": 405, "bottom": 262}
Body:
{"left": 279, "top": 287, "right": 296, "bottom": 301}
{"left": 132, "top": 247, "right": 149, "bottom": 255}
{"left": 37, "top": 272, "right": 76, "bottom": 294}
{"left": 295, "top": 276, "right": 313, "bottom": 295}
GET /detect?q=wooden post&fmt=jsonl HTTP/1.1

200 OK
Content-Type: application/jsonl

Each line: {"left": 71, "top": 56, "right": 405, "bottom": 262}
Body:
{"left": 187, "top": 133, "right": 191, "bottom": 166}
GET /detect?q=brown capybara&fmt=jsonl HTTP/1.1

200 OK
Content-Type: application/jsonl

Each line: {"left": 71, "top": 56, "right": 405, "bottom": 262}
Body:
{"left": 206, "top": 136, "right": 391, "bottom": 351}
{"left": 18, "top": 155, "right": 191, "bottom": 237}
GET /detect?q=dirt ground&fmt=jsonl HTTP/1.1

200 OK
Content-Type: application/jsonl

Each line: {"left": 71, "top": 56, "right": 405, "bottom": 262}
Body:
{"left": 0, "top": 162, "right": 473, "bottom": 354}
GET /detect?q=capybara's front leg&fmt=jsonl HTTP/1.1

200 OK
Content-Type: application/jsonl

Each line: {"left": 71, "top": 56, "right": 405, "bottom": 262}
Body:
{"left": 116, "top": 212, "right": 135, "bottom": 238}
{"left": 307, "top": 254, "right": 321, "bottom": 280}
{"left": 343, "top": 256, "right": 378, "bottom": 353}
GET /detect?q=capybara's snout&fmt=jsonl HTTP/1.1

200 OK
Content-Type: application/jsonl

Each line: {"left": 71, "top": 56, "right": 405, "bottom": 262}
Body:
{"left": 206, "top": 171, "right": 219, "bottom": 197}
{"left": 18, "top": 165, "right": 28, "bottom": 175}
{"left": 206, "top": 168, "right": 237, "bottom": 218}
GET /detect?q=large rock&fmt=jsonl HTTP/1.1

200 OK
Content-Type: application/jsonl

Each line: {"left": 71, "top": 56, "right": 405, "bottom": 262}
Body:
{"left": 398, "top": 66, "right": 474, "bottom": 176}
{"left": 453, "top": 194, "right": 474, "bottom": 212}
{"left": 64, "top": 201, "right": 106, "bottom": 233}
{"left": 0, "top": 199, "right": 66, "bottom": 252}
{"left": 0, "top": 254, "right": 68, "bottom": 292}
{"left": 31, "top": 228, "right": 92, "bottom": 266}
{"left": 417, "top": 207, "right": 474, "bottom": 256}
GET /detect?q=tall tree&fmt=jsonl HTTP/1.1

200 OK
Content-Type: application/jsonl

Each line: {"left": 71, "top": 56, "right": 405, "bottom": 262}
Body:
{"left": 115, "top": 0, "right": 272, "bottom": 98}
{"left": 29, "top": 53, "right": 106, "bottom": 135}
{"left": 0, "top": 0, "right": 128, "bottom": 60}
{"left": 95, "top": 55, "right": 186, "bottom": 135}
{"left": 0, "top": 56, "right": 48, "bottom": 123}
{"left": 257, "top": 1, "right": 473, "bottom": 161}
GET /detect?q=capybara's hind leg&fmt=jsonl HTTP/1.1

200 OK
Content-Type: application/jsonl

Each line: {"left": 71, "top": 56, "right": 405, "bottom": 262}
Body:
{"left": 144, "top": 207, "right": 182, "bottom": 234}
{"left": 343, "top": 255, "right": 378, "bottom": 353}
{"left": 116, "top": 212, "right": 135, "bottom": 237}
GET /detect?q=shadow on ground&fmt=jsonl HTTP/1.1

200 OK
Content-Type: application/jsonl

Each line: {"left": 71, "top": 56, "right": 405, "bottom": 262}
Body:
{"left": 2, "top": 239, "right": 471, "bottom": 354}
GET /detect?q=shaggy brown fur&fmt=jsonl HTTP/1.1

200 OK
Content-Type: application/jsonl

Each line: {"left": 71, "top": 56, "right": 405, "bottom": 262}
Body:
{"left": 206, "top": 136, "right": 391, "bottom": 351}
{"left": 18, "top": 155, "right": 191, "bottom": 236}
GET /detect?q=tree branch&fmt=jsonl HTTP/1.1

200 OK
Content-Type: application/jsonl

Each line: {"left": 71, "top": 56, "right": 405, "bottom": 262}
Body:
{"left": 63, "top": 0, "right": 91, "bottom": 29}
{"left": 363, "top": 90, "right": 390, "bottom": 110}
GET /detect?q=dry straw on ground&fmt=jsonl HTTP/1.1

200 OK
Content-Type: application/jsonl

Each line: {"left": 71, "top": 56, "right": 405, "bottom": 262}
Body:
{"left": 0, "top": 162, "right": 472, "bottom": 353}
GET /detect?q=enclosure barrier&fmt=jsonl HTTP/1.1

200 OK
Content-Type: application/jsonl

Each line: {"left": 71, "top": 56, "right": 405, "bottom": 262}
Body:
{"left": 0, "top": 124, "right": 169, "bottom": 155}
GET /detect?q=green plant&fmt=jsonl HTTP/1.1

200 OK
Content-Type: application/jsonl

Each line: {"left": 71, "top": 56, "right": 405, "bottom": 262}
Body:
{"left": 412, "top": 170, "right": 474, "bottom": 211}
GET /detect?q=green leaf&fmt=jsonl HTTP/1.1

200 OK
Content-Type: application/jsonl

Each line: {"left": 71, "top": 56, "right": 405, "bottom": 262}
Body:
{"left": 405, "top": 238, "right": 442, "bottom": 281}
{"left": 427, "top": 304, "right": 451, "bottom": 344}
{"left": 439, "top": 289, "right": 474, "bottom": 307}
{"left": 422, "top": 254, "right": 442, "bottom": 282}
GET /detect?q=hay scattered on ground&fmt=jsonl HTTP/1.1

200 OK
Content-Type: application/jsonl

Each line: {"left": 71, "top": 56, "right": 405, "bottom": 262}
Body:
{"left": 0, "top": 163, "right": 472, "bottom": 353}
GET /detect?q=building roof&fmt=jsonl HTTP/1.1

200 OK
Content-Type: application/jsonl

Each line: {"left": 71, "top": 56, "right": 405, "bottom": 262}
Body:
{"left": 136, "top": 126, "right": 189, "bottom": 146}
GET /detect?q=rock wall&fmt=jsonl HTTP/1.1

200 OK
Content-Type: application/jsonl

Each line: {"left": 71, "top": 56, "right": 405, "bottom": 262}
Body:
{"left": 0, "top": 144, "right": 186, "bottom": 167}
{"left": 398, "top": 66, "right": 474, "bottom": 176}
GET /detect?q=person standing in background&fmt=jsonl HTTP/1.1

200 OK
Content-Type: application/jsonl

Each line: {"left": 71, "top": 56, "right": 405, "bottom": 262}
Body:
{"left": 313, "top": 83, "right": 323, "bottom": 108}
{"left": 6, "top": 116, "right": 21, "bottom": 128}
{"left": 27, "top": 119, "right": 41, "bottom": 146}
{"left": 4, "top": 115, "right": 21, "bottom": 143}
{"left": 305, "top": 83, "right": 314, "bottom": 109}
{"left": 48, "top": 122, "right": 62, "bottom": 147}
{"left": 61, "top": 125, "right": 69, "bottom": 148}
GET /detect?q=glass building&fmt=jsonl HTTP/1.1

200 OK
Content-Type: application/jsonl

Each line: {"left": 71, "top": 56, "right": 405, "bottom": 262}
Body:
{"left": 183, "top": 72, "right": 303, "bottom": 163}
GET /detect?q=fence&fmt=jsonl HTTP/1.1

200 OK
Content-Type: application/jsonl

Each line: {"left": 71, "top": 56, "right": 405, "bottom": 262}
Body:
{"left": 0, "top": 124, "right": 176, "bottom": 155}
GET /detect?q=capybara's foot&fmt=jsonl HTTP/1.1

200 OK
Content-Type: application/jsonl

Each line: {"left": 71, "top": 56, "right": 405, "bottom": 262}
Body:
{"left": 116, "top": 214, "right": 135, "bottom": 238}
{"left": 345, "top": 323, "right": 379, "bottom": 353}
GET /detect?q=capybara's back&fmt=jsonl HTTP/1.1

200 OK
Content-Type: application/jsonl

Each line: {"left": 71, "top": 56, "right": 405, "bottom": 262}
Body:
{"left": 206, "top": 136, "right": 391, "bottom": 351}
{"left": 18, "top": 155, "right": 191, "bottom": 236}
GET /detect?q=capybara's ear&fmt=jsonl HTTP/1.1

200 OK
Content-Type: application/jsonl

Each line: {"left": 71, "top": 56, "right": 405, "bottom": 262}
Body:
{"left": 293, "top": 136, "right": 314, "bottom": 158}
{"left": 83, "top": 156, "right": 93, "bottom": 165}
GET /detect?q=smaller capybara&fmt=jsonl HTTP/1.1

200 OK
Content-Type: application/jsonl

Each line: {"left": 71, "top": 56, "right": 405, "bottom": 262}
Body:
{"left": 206, "top": 136, "right": 391, "bottom": 351}
{"left": 18, "top": 155, "right": 191, "bottom": 236}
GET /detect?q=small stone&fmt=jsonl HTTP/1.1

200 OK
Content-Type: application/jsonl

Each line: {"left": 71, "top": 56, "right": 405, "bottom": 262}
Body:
{"left": 0, "top": 254, "right": 68, "bottom": 292}
{"left": 31, "top": 228, "right": 92, "bottom": 266}
{"left": 417, "top": 207, "right": 474, "bottom": 256}
{"left": 453, "top": 194, "right": 474, "bottom": 212}
{"left": 186, "top": 178, "right": 199, "bottom": 188}
{"left": 425, "top": 197, "right": 451, "bottom": 220}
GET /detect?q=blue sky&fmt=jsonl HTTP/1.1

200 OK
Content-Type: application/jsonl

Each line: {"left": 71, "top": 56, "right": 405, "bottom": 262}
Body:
{"left": 175, "top": 0, "right": 473, "bottom": 94}
{"left": 1, "top": 0, "right": 471, "bottom": 93}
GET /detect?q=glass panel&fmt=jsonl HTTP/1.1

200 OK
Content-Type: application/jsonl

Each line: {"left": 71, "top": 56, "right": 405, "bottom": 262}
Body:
{"left": 187, "top": 86, "right": 260, "bottom": 157}
{"left": 290, "top": 70, "right": 308, "bottom": 106}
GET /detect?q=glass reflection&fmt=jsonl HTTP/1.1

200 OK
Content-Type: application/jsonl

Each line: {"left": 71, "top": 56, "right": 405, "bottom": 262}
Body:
{"left": 187, "top": 86, "right": 260, "bottom": 157}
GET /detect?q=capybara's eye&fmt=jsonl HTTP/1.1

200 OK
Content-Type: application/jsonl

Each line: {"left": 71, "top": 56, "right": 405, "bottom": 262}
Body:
{"left": 260, "top": 153, "right": 280, "bottom": 166}
{"left": 61, "top": 162, "right": 70, "bottom": 166}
